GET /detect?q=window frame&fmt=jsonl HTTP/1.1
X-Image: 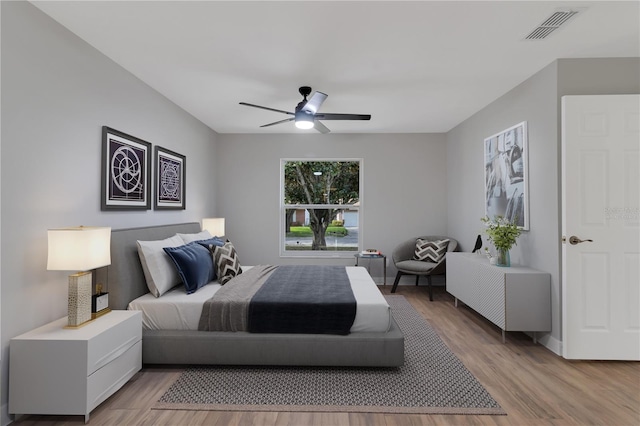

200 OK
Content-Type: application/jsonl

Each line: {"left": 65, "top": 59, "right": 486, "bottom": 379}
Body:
{"left": 279, "top": 158, "right": 363, "bottom": 258}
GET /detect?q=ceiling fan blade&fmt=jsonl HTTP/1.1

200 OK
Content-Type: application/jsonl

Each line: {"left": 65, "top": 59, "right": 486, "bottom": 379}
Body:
{"left": 260, "top": 117, "right": 295, "bottom": 128}
{"left": 239, "top": 102, "right": 294, "bottom": 116}
{"left": 315, "top": 113, "right": 371, "bottom": 121}
{"left": 313, "top": 120, "right": 331, "bottom": 134}
{"left": 301, "top": 91, "right": 328, "bottom": 114}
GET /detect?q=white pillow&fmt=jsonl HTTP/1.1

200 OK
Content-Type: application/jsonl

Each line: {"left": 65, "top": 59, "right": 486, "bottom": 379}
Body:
{"left": 137, "top": 235, "right": 185, "bottom": 297}
{"left": 177, "top": 230, "right": 213, "bottom": 244}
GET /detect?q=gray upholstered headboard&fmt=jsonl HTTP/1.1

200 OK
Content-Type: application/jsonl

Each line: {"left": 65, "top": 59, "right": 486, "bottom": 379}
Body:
{"left": 96, "top": 222, "right": 201, "bottom": 310}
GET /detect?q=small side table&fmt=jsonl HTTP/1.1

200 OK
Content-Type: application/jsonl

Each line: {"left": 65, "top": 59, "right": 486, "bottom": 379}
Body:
{"left": 354, "top": 253, "right": 387, "bottom": 285}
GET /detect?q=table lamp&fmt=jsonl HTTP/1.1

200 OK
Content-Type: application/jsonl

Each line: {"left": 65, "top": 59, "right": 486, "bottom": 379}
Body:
{"left": 202, "top": 218, "right": 225, "bottom": 237}
{"left": 47, "top": 226, "right": 111, "bottom": 327}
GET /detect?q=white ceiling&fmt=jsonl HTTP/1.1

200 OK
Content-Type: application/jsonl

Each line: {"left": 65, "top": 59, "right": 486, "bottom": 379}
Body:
{"left": 32, "top": 1, "right": 640, "bottom": 134}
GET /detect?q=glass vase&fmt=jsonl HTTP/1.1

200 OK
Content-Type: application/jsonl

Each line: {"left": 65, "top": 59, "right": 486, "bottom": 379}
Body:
{"left": 496, "top": 249, "right": 510, "bottom": 267}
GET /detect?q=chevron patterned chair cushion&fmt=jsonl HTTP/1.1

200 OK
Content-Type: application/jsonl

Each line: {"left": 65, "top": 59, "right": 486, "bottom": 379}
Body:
{"left": 413, "top": 238, "right": 450, "bottom": 263}
{"left": 211, "top": 241, "right": 243, "bottom": 285}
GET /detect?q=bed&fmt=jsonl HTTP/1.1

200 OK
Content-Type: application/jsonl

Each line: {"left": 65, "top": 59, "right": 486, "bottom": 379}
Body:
{"left": 97, "top": 222, "right": 405, "bottom": 367}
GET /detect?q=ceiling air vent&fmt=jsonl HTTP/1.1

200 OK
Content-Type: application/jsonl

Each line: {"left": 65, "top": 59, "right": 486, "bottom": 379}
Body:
{"left": 525, "top": 9, "right": 581, "bottom": 40}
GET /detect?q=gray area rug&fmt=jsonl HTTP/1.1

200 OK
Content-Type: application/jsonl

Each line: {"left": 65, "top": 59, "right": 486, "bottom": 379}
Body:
{"left": 153, "top": 295, "right": 505, "bottom": 415}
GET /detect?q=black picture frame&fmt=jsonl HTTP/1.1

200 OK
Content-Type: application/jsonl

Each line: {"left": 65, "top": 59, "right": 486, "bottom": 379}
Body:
{"left": 154, "top": 146, "right": 186, "bottom": 210}
{"left": 101, "top": 126, "right": 152, "bottom": 211}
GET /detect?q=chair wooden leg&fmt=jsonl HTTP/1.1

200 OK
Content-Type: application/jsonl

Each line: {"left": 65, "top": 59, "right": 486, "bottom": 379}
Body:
{"left": 415, "top": 275, "right": 420, "bottom": 286}
{"left": 427, "top": 275, "right": 433, "bottom": 301}
{"left": 391, "top": 272, "right": 403, "bottom": 293}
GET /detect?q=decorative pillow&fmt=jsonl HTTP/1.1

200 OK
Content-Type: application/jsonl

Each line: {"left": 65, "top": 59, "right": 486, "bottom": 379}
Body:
{"left": 177, "top": 230, "right": 213, "bottom": 244}
{"left": 195, "top": 236, "right": 225, "bottom": 250}
{"left": 413, "top": 238, "right": 450, "bottom": 263}
{"left": 137, "top": 235, "right": 185, "bottom": 297}
{"left": 210, "top": 241, "right": 242, "bottom": 285}
{"left": 163, "top": 242, "right": 215, "bottom": 294}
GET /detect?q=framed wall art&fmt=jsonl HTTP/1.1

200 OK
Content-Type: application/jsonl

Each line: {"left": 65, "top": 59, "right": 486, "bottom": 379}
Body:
{"left": 484, "top": 121, "right": 529, "bottom": 230}
{"left": 154, "top": 146, "right": 186, "bottom": 210}
{"left": 101, "top": 126, "right": 151, "bottom": 210}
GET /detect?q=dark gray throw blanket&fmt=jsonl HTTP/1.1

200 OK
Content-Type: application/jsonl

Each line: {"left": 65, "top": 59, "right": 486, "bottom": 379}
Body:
{"left": 248, "top": 265, "right": 357, "bottom": 335}
{"left": 198, "top": 265, "right": 357, "bottom": 335}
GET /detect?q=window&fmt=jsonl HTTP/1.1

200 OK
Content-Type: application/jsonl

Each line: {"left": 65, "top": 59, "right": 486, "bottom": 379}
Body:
{"left": 280, "top": 159, "right": 362, "bottom": 258}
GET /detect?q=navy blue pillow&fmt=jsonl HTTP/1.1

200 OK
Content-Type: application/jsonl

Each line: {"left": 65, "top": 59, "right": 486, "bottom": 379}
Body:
{"left": 163, "top": 242, "right": 215, "bottom": 294}
{"left": 195, "top": 236, "right": 225, "bottom": 249}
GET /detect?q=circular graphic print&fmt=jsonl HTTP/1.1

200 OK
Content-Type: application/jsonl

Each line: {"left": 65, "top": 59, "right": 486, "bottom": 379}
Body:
{"left": 111, "top": 146, "right": 142, "bottom": 194}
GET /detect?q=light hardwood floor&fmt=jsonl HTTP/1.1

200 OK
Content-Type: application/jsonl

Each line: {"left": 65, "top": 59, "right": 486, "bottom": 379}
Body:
{"left": 13, "top": 286, "right": 640, "bottom": 425}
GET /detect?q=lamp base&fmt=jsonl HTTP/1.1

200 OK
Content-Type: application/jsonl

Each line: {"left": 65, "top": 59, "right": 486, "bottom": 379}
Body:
{"left": 92, "top": 308, "right": 111, "bottom": 320}
{"left": 67, "top": 271, "right": 92, "bottom": 327}
{"left": 64, "top": 320, "right": 94, "bottom": 329}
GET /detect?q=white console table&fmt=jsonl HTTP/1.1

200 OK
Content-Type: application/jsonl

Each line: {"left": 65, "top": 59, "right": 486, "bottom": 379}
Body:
{"left": 446, "top": 252, "right": 551, "bottom": 343}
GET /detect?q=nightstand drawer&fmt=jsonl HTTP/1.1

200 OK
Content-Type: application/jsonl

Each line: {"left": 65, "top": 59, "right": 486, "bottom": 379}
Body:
{"left": 86, "top": 311, "right": 142, "bottom": 375}
{"left": 87, "top": 340, "right": 142, "bottom": 411}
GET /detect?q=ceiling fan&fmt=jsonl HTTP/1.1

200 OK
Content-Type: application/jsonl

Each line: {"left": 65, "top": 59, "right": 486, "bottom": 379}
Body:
{"left": 239, "top": 86, "right": 371, "bottom": 134}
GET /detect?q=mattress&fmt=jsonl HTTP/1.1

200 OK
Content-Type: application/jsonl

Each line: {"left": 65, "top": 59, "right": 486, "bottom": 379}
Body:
{"left": 128, "top": 266, "right": 391, "bottom": 333}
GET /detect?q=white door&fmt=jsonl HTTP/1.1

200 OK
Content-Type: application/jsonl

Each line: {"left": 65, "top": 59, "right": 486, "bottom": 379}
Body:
{"left": 562, "top": 94, "right": 640, "bottom": 360}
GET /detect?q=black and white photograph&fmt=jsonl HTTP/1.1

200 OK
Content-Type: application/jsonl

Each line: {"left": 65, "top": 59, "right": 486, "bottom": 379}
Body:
{"left": 101, "top": 126, "right": 151, "bottom": 210}
{"left": 154, "top": 146, "right": 186, "bottom": 210}
{"left": 484, "top": 121, "right": 528, "bottom": 229}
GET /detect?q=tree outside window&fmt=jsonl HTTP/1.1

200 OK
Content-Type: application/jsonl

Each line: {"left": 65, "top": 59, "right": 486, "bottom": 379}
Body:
{"left": 281, "top": 159, "right": 361, "bottom": 257}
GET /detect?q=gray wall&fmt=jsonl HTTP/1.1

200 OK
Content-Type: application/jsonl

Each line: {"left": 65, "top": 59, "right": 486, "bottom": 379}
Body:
{"left": 216, "top": 133, "right": 448, "bottom": 275}
{"left": 557, "top": 58, "right": 640, "bottom": 96}
{"left": 1, "top": 1, "right": 638, "bottom": 422}
{"left": 0, "top": 3, "right": 218, "bottom": 423}
{"left": 446, "top": 58, "right": 640, "bottom": 354}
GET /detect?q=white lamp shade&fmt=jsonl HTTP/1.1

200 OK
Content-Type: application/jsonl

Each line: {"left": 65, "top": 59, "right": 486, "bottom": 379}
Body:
{"left": 202, "top": 218, "right": 225, "bottom": 237}
{"left": 47, "top": 227, "right": 111, "bottom": 271}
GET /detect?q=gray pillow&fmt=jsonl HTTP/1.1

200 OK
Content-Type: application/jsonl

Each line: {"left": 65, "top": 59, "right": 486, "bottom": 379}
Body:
{"left": 210, "top": 241, "right": 242, "bottom": 285}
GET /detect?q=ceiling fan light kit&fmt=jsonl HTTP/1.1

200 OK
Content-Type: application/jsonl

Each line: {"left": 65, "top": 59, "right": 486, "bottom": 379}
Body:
{"left": 240, "top": 86, "right": 371, "bottom": 134}
{"left": 295, "top": 113, "right": 314, "bottom": 130}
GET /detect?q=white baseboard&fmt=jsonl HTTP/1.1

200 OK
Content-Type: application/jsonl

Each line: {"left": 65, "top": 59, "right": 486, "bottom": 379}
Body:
{"left": 2, "top": 401, "right": 12, "bottom": 426}
{"left": 524, "top": 332, "right": 562, "bottom": 356}
{"left": 536, "top": 333, "right": 562, "bottom": 356}
{"left": 379, "top": 276, "right": 446, "bottom": 286}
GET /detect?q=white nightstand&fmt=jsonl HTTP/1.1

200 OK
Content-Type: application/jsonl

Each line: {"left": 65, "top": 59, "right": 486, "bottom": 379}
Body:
{"left": 9, "top": 310, "right": 142, "bottom": 423}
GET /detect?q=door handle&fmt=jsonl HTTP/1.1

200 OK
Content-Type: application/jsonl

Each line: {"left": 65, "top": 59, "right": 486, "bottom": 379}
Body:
{"left": 569, "top": 236, "right": 593, "bottom": 245}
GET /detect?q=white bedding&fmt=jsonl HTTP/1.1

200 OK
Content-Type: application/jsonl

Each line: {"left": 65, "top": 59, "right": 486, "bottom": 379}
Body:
{"left": 128, "top": 266, "right": 391, "bottom": 333}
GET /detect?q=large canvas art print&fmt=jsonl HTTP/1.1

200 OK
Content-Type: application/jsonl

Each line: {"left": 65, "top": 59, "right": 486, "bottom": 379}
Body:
{"left": 484, "top": 121, "right": 529, "bottom": 229}
{"left": 101, "top": 126, "right": 151, "bottom": 210}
